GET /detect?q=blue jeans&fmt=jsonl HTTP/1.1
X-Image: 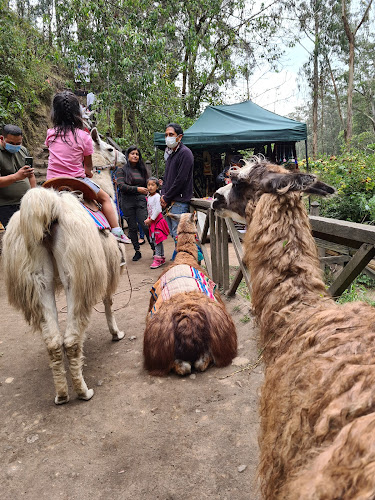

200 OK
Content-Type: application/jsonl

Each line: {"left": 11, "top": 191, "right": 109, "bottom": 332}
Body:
{"left": 166, "top": 201, "right": 190, "bottom": 241}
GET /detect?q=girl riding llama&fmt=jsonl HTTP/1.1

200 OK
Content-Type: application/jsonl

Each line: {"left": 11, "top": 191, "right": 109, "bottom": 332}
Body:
{"left": 45, "top": 90, "right": 130, "bottom": 243}
{"left": 144, "top": 177, "right": 169, "bottom": 269}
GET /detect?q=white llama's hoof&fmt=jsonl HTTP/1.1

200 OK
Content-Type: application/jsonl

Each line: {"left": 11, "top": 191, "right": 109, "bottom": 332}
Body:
{"left": 112, "top": 331, "right": 125, "bottom": 341}
{"left": 55, "top": 394, "right": 70, "bottom": 405}
{"left": 78, "top": 389, "right": 94, "bottom": 401}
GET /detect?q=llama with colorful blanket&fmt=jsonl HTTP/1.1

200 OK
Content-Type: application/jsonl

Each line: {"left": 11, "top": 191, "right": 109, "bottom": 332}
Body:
{"left": 143, "top": 212, "right": 237, "bottom": 376}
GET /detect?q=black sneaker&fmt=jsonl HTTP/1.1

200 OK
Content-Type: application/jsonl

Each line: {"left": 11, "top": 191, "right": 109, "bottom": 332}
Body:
{"left": 132, "top": 251, "right": 142, "bottom": 261}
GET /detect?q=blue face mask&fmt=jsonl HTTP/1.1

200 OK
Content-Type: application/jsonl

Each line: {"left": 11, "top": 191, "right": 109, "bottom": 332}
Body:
{"left": 4, "top": 142, "right": 21, "bottom": 154}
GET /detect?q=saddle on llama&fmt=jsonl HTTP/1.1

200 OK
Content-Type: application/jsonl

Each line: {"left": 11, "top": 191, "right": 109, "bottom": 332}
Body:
{"left": 42, "top": 176, "right": 110, "bottom": 230}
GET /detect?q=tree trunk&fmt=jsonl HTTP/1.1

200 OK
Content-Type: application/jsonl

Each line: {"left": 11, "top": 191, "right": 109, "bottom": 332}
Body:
{"left": 346, "top": 38, "right": 355, "bottom": 143}
{"left": 312, "top": 1, "right": 319, "bottom": 159}
{"left": 114, "top": 104, "right": 123, "bottom": 138}
{"left": 326, "top": 57, "right": 345, "bottom": 132}
{"left": 342, "top": 0, "right": 373, "bottom": 145}
{"left": 127, "top": 109, "right": 139, "bottom": 144}
{"left": 320, "top": 72, "right": 324, "bottom": 155}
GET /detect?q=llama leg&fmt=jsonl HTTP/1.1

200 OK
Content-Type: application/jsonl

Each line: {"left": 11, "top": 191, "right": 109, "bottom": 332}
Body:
{"left": 194, "top": 353, "right": 212, "bottom": 372}
{"left": 173, "top": 360, "right": 192, "bottom": 376}
{"left": 39, "top": 258, "right": 69, "bottom": 404}
{"left": 63, "top": 297, "right": 94, "bottom": 401}
{"left": 103, "top": 295, "right": 124, "bottom": 341}
{"left": 64, "top": 339, "right": 93, "bottom": 401}
{"left": 57, "top": 265, "right": 94, "bottom": 401}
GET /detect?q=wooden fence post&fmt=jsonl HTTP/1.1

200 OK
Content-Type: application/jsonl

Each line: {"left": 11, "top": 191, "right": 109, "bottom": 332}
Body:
{"left": 310, "top": 201, "right": 320, "bottom": 216}
{"left": 209, "top": 208, "right": 218, "bottom": 283}
{"left": 310, "top": 201, "right": 325, "bottom": 270}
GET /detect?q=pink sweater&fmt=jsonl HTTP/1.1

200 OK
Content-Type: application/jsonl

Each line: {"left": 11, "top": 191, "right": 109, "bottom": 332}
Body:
{"left": 45, "top": 128, "right": 93, "bottom": 180}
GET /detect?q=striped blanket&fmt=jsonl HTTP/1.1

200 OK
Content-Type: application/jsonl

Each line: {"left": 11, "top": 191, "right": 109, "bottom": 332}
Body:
{"left": 81, "top": 203, "right": 111, "bottom": 230}
{"left": 150, "top": 264, "right": 217, "bottom": 316}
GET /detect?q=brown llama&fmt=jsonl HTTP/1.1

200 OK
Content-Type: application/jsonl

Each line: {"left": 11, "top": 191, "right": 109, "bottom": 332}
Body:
{"left": 143, "top": 212, "right": 237, "bottom": 376}
{"left": 213, "top": 157, "right": 375, "bottom": 500}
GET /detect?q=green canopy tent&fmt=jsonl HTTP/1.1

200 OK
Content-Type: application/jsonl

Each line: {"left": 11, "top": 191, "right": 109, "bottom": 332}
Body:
{"left": 153, "top": 100, "right": 308, "bottom": 196}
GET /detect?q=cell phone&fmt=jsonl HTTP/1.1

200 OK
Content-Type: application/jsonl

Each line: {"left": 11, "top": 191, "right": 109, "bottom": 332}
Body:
{"left": 24, "top": 157, "right": 33, "bottom": 167}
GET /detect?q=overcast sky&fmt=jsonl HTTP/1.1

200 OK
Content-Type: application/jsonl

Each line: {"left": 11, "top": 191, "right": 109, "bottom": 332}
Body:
{"left": 226, "top": 40, "right": 313, "bottom": 118}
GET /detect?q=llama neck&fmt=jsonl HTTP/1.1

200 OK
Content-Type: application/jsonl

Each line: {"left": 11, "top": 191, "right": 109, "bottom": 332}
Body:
{"left": 175, "top": 232, "right": 198, "bottom": 261}
{"left": 244, "top": 193, "right": 331, "bottom": 333}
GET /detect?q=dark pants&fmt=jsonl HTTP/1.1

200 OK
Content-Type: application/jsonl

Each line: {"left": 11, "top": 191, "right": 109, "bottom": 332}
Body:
{"left": 0, "top": 204, "right": 20, "bottom": 227}
{"left": 121, "top": 194, "right": 151, "bottom": 251}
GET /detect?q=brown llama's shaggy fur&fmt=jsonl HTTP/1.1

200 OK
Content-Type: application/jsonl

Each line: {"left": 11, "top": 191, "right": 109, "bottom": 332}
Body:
{"left": 143, "top": 212, "right": 237, "bottom": 376}
{"left": 213, "top": 157, "right": 375, "bottom": 499}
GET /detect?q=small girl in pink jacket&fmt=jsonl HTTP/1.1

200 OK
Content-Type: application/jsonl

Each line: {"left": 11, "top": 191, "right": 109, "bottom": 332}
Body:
{"left": 144, "top": 177, "right": 169, "bottom": 269}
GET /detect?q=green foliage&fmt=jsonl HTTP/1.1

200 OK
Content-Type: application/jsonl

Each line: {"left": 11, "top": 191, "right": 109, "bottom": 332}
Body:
{"left": 307, "top": 151, "right": 375, "bottom": 222}
{"left": 336, "top": 279, "right": 375, "bottom": 307}
{"left": 0, "top": 3, "right": 68, "bottom": 147}
{"left": 240, "top": 314, "right": 251, "bottom": 324}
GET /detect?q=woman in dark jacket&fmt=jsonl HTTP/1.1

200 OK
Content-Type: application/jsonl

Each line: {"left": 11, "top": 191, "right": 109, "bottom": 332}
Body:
{"left": 115, "top": 145, "right": 152, "bottom": 261}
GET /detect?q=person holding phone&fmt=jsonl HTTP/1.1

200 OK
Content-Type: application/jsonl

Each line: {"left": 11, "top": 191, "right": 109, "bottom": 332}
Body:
{"left": 0, "top": 124, "right": 36, "bottom": 227}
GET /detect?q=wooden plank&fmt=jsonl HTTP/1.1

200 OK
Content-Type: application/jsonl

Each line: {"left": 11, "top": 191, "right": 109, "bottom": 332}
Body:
{"left": 106, "top": 136, "right": 123, "bottom": 153}
{"left": 225, "top": 218, "right": 252, "bottom": 293}
{"left": 222, "top": 217, "right": 229, "bottom": 292}
{"left": 311, "top": 216, "right": 375, "bottom": 248}
{"left": 195, "top": 210, "right": 212, "bottom": 277}
{"left": 200, "top": 213, "right": 210, "bottom": 244}
{"left": 209, "top": 208, "right": 218, "bottom": 282}
{"left": 314, "top": 238, "right": 352, "bottom": 255}
{"left": 227, "top": 267, "right": 243, "bottom": 296}
{"left": 320, "top": 255, "right": 350, "bottom": 265}
{"left": 216, "top": 214, "right": 223, "bottom": 288}
{"left": 191, "top": 198, "right": 210, "bottom": 210}
{"left": 329, "top": 243, "right": 375, "bottom": 297}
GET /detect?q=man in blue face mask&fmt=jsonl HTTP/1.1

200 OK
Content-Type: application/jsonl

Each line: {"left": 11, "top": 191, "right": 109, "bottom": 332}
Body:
{"left": 0, "top": 124, "right": 36, "bottom": 227}
{"left": 160, "top": 123, "right": 194, "bottom": 260}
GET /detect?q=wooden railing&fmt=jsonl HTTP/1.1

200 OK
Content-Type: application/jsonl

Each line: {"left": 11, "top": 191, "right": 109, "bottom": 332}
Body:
{"left": 191, "top": 198, "right": 375, "bottom": 298}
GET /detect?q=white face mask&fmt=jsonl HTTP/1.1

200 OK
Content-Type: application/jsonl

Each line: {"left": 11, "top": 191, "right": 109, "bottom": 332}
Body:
{"left": 165, "top": 136, "right": 178, "bottom": 149}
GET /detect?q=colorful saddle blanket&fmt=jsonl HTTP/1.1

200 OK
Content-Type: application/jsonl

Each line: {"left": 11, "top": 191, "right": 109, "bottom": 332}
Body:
{"left": 149, "top": 264, "right": 217, "bottom": 317}
{"left": 81, "top": 203, "right": 110, "bottom": 230}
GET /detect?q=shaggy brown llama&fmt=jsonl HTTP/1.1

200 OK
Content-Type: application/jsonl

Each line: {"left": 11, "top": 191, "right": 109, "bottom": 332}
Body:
{"left": 143, "top": 212, "right": 237, "bottom": 376}
{"left": 213, "top": 157, "right": 375, "bottom": 499}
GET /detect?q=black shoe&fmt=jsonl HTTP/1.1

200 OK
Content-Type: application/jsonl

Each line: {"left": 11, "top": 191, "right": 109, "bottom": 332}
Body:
{"left": 132, "top": 251, "right": 142, "bottom": 261}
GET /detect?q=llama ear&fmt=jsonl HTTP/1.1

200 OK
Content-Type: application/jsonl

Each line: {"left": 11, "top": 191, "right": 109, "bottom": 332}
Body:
{"left": 261, "top": 172, "right": 317, "bottom": 194}
{"left": 168, "top": 213, "right": 182, "bottom": 221}
{"left": 304, "top": 180, "right": 336, "bottom": 197}
{"left": 91, "top": 127, "right": 100, "bottom": 144}
{"left": 189, "top": 212, "right": 197, "bottom": 223}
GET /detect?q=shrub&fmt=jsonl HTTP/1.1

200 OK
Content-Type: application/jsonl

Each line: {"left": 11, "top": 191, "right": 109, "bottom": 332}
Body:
{"left": 305, "top": 152, "right": 375, "bottom": 223}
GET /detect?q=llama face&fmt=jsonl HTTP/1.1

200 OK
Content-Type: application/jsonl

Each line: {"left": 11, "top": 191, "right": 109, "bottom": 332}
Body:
{"left": 213, "top": 158, "right": 335, "bottom": 220}
{"left": 213, "top": 161, "right": 265, "bottom": 220}
{"left": 90, "top": 128, "right": 126, "bottom": 167}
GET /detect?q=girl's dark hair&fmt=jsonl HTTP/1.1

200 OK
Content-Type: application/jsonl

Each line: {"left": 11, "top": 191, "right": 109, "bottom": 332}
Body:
{"left": 147, "top": 176, "right": 160, "bottom": 189}
{"left": 122, "top": 145, "right": 149, "bottom": 184}
{"left": 51, "top": 91, "right": 84, "bottom": 143}
{"left": 166, "top": 123, "right": 183, "bottom": 136}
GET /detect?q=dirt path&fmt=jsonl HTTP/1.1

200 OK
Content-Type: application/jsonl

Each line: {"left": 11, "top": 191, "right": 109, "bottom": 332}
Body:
{"left": 0, "top": 238, "right": 262, "bottom": 500}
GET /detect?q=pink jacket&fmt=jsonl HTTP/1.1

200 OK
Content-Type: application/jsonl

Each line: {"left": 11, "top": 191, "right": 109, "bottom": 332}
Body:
{"left": 150, "top": 213, "right": 169, "bottom": 245}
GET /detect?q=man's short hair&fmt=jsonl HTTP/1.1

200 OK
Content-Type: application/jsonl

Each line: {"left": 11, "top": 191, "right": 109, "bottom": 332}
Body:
{"left": 166, "top": 123, "right": 183, "bottom": 136}
{"left": 2, "top": 124, "right": 22, "bottom": 137}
